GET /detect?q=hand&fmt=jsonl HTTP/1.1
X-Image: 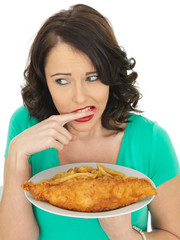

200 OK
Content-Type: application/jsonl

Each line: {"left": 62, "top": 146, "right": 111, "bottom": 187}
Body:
{"left": 10, "top": 109, "right": 94, "bottom": 159}
{"left": 99, "top": 214, "right": 139, "bottom": 240}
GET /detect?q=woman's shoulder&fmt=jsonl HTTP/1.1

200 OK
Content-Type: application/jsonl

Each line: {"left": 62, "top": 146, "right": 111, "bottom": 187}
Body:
{"left": 129, "top": 113, "right": 155, "bottom": 130}
{"left": 9, "top": 105, "right": 39, "bottom": 128}
{"left": 10, "top": 105, "right": 30, "bottom": 119}
{"left": 128, "top": 113, "right": 167, "bottom": 138}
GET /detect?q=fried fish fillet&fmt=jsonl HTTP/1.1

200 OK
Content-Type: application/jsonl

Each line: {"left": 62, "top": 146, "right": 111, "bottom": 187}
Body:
{"left": 22, "top": 165, "right": 157, "bottom": 212}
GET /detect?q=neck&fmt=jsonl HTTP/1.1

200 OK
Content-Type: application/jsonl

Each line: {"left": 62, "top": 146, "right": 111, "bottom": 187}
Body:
{"left": 67, "top": 124, "right": 118, "bottom": 142}
{"left": 69, "top": 127, "right": 104, "bottom": 141}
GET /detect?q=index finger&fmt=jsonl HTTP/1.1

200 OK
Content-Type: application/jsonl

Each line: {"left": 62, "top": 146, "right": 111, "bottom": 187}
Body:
{"left": 55, "top": 108, "right": 97, "bottom": 125}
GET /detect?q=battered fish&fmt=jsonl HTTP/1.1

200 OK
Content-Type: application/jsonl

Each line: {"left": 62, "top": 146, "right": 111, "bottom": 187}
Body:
{"left": 22, "top": 165, "right": 157, "bottom": 212}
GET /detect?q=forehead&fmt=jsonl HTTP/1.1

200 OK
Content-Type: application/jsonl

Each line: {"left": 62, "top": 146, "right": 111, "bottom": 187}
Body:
{"left": 45, "top": 42, "right": 95, "bottom": 72}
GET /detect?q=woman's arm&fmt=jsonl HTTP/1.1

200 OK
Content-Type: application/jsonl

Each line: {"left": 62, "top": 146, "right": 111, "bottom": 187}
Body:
{"left": 99, "top": 174, "right": 180, "bottom": 240}
{"left": 0, "top": 153, "right": 39, "bottom": 240}
{"left": 0, "top": 110, "right": 93, "bottom": 240}
{"left": 146, "top": 173, "right": 180, "bottom": 239}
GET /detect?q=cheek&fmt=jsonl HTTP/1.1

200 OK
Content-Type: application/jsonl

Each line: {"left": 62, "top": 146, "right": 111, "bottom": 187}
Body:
{"left": 48, "top": 87, "right": 69, "bottom": 113}
{"left": 97, "top": 86, "right": 109, "bottom": 106}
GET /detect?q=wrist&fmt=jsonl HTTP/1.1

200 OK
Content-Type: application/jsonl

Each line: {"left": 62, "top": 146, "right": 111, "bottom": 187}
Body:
{"left": 132, "top": 226, "right": 146, "bottom": 240}
{"left": 3, "top": 146, "right": 31, "bottom": 191}
{"left": 9, "top": 138, "right": 30, "bottom": 161}
{"left": 109, "top": 227, "right": 142, "bottom": 240}
{"left": 8, "top": 140, "right": 30, "bottom": 175}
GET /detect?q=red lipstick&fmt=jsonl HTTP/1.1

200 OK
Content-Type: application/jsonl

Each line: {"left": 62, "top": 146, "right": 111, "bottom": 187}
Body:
{"left": 72, "top": 106, "right": 97, "bottom": 122}
{"left": 72, "top": 106, "right": 97, "bottom": 113}
{"left": 75, "top": 114, "right": 94, "bottom": 122}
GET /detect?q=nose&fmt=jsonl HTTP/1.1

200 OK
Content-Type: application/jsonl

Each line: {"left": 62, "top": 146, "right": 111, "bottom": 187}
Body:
{"left": 72, "top": 82, "right": 88, "bottom": 104}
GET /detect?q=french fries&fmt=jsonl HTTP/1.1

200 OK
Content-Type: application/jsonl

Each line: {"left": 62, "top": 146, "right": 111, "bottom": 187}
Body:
{"left": 41, "top": 164, "right": 127, "bottom": 185}
{"left": 97, "top": 163, "right": 127, "bottom": 179}
{"left": 96, "top": 164, "right": 112, "bottom": 177}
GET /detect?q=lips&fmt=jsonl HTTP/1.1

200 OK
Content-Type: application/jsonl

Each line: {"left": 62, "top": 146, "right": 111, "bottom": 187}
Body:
{"left": 74, "top": 114, "right": 94, "bottom": 122}
{"left": 72, "top": 106, "right": 97, "bottom": 122}
{"left": 72, "top": 106, "right": 96, "bottom": 113}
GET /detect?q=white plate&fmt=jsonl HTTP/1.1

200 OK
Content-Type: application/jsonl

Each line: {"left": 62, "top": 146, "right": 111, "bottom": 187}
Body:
{"left": 24, "top": 163, "right": 156, "bottom": 218}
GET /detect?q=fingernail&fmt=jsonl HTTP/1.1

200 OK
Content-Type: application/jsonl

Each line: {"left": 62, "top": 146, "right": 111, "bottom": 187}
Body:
{"left": 90, "top": 107, "right": 98, "bottom": 113}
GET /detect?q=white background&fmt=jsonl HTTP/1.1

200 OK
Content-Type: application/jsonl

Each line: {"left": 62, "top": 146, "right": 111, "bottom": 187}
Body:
{"left": 0, "top": 0, "right": 179, "bottom": 186}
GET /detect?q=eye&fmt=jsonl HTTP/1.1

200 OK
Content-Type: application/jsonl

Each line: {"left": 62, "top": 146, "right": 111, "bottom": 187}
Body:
{"left": 86, "top": 75, "right": 99, "bottom": 82}
{"left": 55, "top": 79, "right": 68, "bottom": 85}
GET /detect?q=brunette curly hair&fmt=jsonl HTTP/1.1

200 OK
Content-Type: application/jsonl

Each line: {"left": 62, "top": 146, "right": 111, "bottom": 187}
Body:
{"left": 22, "top": 4, "right": 142, "bottom": 131}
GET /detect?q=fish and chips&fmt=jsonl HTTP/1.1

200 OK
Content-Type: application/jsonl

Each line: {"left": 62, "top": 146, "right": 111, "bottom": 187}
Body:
{"left": 22, "top": 163, "right": 157, "bottom": 212}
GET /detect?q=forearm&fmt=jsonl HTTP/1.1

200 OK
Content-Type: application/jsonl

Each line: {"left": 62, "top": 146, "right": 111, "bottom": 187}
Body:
{"left": 110, "top": 229, "right": 179, "bottom": 240}
{"left": 0, "top": 144, "right": 39, "bottom": 240}
{"left": 144, "top": 229, "right": 180, "bottom": 240}
{"left": 103, "top": 224, "right": 179, "bottom": 240}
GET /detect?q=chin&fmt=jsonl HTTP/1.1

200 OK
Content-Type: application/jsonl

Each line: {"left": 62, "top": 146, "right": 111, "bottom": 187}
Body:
{"left": 68, "top": 119, "right": 98, "bottom": 133}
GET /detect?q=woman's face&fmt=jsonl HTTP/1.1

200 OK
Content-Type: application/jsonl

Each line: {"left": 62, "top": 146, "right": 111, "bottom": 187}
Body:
{"left": 45, "top": 42, "right": 109, "bottom": 132}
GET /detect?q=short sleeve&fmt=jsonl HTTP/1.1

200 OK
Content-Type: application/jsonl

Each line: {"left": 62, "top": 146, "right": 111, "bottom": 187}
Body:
{"left": 4, "top": 106, "right": 30, "bottom": 157}
{"left": 149, "top": 122, "right": 179, "bottom": 187}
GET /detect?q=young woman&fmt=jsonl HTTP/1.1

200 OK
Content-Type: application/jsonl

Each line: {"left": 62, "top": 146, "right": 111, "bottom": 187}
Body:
{"left": 0, "top": 4, "right": 179, "bottom": 240}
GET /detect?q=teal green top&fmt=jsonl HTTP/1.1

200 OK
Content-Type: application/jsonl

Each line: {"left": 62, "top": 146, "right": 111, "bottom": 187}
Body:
{"left": 5, "top": 106, "right": 180, "bottom": 240}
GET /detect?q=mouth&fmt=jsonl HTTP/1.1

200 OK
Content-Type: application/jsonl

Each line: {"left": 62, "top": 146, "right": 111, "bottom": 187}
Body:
{"left": 72, "top": 106, "right": 96, "bottom": 122}
{"left": 72, "top": 106, "right": 96, "bottom": 113}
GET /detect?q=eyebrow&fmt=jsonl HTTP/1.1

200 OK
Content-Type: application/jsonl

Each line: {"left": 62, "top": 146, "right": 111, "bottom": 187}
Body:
{"left": 50, "top": 71, "right": 97, "bottom": 77}
{"left": 50, "top": 73, "right": 71, "bottom": 77}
